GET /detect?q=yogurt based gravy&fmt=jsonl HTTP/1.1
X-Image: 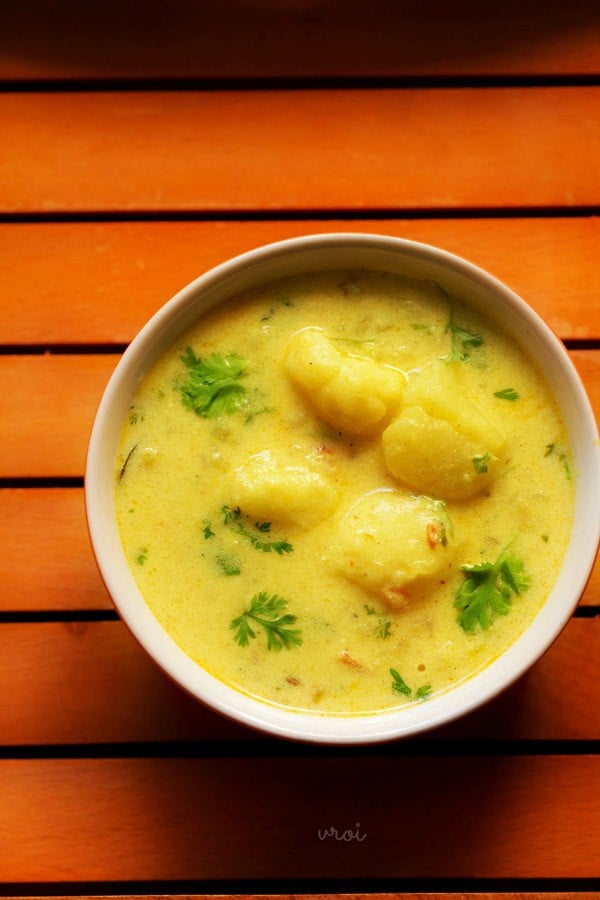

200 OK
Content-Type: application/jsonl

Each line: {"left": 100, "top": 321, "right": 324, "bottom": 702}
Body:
{"left": 115, "top": 271, "right": 574, "bottom": 715}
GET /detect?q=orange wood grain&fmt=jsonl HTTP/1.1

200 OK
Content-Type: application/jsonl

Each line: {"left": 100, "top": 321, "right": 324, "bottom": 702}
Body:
{"left": 2, "top": 487, "right": 598, "bottom": 613}
{"left": 2, "top": 352, "right": 598, "bottom": 480}
{"left": 0, "top": 489, "right": 112, "bottom": 611}
{"left": 2, "top": 0, "right": 600, "bottom": 79}
{"left": 2, "top": 88, "right": 599, "bottom": 213}
{"left": 2, "top": 755, "right": 599, "bottom": 880}
{"left": 2, "top": 218, "right": 600, "bottom": 345}
{"left": 0, "top": 354, "right": 119, "bottom": 478}
{"left": 0, "top": 617, "right": 598, "bottom": 745}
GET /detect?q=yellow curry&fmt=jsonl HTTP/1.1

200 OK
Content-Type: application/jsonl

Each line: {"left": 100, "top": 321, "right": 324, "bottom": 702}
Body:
{"left": 115, "top": 270, "right": 574, "bottom": 715}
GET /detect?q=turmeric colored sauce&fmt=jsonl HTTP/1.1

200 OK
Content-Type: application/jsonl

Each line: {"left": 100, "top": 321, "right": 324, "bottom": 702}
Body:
{"left": 115, "top": 271, "right": 574, "bottom": 715}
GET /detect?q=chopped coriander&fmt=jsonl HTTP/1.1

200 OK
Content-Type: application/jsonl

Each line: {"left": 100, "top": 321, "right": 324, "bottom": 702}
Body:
{"left": 454, "top": 546, "right": 531, "bottom": 632}
{"left": 364, "top": 604, "right": 376, "bottom": 615}
{"left": 230, "top": 592, "right": 302, "bottom": 651}
{"left": 494, "top": 387, "right": 520, "bottom": 401}
{"left": 390, "top": 669, "right": 412, "bottom": 696}
{"left": 545, "top": 442, "right": 572, "bottom": 479}
{"left": 472, "top": 452, "right": 491, "bottom": 474}
{"left": 135, "top": 547, "right": 148, "bottom": 566}
{"left": 216, "top": 554, "right": 241, "bottom": 577}
{"left": 415, "top": 684, "right": 432, "bottom": 701}
{"left": 390, "top": 669, "right": 432, "bottom": 700}
{"left": 222, "top": 505, "right": 293, "bottom": 554}
{"left": 375, "top": 617, "right": 392, "bottom": 639}
{"left": 179, "top": 348, "right": 248, "bottom": 418}
{"left": 202, "top": 520, "right": 215, "bottom": 540}
{"left": 411, "top": 323, "right": 435, "bottom": 334}
{"left": 541, "top": 534, "right": 550, "bottom": 543}
{"left": 435, "top": 283, "right": 484, "bottom": 362}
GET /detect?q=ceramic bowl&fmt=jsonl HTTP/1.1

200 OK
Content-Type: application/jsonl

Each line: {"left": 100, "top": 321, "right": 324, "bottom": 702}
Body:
{"left": 85, "top": 233, "right": 600, "bottom": 743}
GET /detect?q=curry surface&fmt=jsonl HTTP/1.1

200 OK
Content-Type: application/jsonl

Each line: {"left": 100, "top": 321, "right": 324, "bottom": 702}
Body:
{"left": 115, "top": 271, "right": 574, "bottom": 715}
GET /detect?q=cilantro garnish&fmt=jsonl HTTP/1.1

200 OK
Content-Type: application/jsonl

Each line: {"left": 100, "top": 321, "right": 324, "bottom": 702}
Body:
{"left": 222, "top": 505, "right": 293, "bottom": 555}
{"left": 375, "top": 616, "right": 392, "bottom": 639}
{"left": 216, "top": 554, "right": 241, "bottom": 577}
{"left": 434, "top": 283, "right": 484, "bottom": 362}
{"left": 494, "top": 387, "right": 520, "bottom": 401}
{"left": 135, "top": 547, "right": 148, "bottom": 566}
{"left": 179, "top": 347, "right": 248, "bottom": 418}
{"left": 454, "top": 547, "right": 531, "bottom": 632}
{"left": 390, "top": 669, "right": 432, "bottom": 701}
{"left": 202, "top": 520, "right": 215, "bottom": 540}
{"left": 545, "top": 442, "right": 572, "bottom": 480}
{"left": 472, "top": 452, "right": 491, "bottom": 474}
{"left": 230, "top": 592, "right": 302, "bottom": 651}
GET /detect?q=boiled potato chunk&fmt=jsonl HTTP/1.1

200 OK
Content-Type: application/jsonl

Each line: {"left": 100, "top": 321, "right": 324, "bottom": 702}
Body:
{"left": 284, "top": 327, "right": 405, "bottom": 435}
{"left": 382, "top": 361, "right": 505, "bottom": 501}
{"left": 335, "top": 490, "right": 456, "bottom": 610}
{"left": 231, "top": 449, "right": 339, "bottom": 527}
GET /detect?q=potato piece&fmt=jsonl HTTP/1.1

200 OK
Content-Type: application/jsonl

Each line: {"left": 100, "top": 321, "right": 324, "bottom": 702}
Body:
{"left": 231, "top": 449, "right": 339, "bottom": 527}
{"left": 382, "top": 361, "right": 505, "bottom": 501}
{"left": 284, "top": 327, "right": 405, "bottom": 435}
{"left": 335, "top": 489, "right": 456, "bottom": 610}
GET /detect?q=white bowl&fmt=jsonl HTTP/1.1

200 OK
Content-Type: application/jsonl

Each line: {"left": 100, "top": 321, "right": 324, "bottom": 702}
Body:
{"left": 85, "top": 233, "right": 600, "bottom": 744}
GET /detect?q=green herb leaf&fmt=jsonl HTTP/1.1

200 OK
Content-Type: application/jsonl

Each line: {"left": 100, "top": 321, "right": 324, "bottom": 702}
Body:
{"left": 179, "top": 348, "right": 248, "bottom": 418}
{"left": 455, "top": 547, "right": 531, "bottom": 632}
{"left": 230, "top": 592, "right": 302, "bottom": 651}
{"left": 375, "top": 617, "right": 392, "bottom": 639}
{"left": 472, "top": 452, "right": 491, "bottom": 474}
{"left": 390, "top": 669, "right": 412, "bottom": 696}
{"left": 222, "top": 505, "right": 293, "bottom": 554}
{"left": 436, "top": 284, "right": 484, "bottom": 363}
{"left": 494, "top": 387, "right": 520, "bottom": 401}
{"left": 545, "top": 442, "right": 572, "bottom": 479}
{"left": 202, "top": 520, "right": 215, "bottom": 540}
{"left": 135, "top": 547, "right": 148, "bottom": 566}
{"left": 216, "top": 554, "right": 241, "bottom": 577}
{"left": 415, "top": 684, "right": 432, "bottom": 701}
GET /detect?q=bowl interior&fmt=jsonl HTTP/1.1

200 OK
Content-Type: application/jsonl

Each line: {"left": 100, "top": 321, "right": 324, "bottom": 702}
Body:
{"left": 85, "top": 233, "right": 600, "bottom": 743}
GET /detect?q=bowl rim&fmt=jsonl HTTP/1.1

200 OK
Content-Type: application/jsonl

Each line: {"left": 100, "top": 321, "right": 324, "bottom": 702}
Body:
{"left": 85, "top": 232, "right": 600, "bottom": 744}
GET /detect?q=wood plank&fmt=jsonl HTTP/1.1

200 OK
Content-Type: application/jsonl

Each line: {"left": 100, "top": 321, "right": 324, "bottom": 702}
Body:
{"left": 2, "top": 487, "right": 598, "bottom": 613}
{"left": 2, "top": 755, "right": 599, "bottom": 880}
{"left": 2, "top": 0, "right": 600, "bottom": 79}
{"left": 0, "top": 354, "right": 118, "bottom": 478}
{"left": 0, "top": 618, "right": 598, "bottom": 745}
{"left": 0, "top": 489, "right": 112, "bottom": 611}
{"left": 2, "top": 88, "right": 599, "bottom": 213}
{"left": 2, "top": 218, "right": 600, "bottom": 345}
{"left": 1, "top": 351, "right": 598, "bottom": 479}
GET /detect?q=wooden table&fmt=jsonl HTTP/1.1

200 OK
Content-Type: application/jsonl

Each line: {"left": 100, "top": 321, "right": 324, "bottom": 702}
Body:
{"left": 1, "top": 2, "right": 600, "bottom": 899}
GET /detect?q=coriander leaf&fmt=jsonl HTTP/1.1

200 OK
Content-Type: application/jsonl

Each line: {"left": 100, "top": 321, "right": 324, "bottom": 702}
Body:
{"left": 415, "top": 684, "right": 432, "bottom": 701}
{"left": 221, "top": 505, "right": 294, "bottom": 554}
{"left": 436, "top": 284, "right": 484, "bottom": 363}
{"left": 545, "top": 442, "right": 572, "bottom": 479}
{"left": 390, "top": 668, "right": 412, "bottom": 696}
{"left": 472, "top": 452, "right": 491, "bottom": 474}
{"left": 135, "top": 547, "right": 148, "bottom": 566}
{"left": 230, "top": 592, "right": 302, "bottom": 651}
{"left": 216, "top": 554, "right": 241, "bottom": 577}
{"left": 455, "top": 547, "right": 530, "bottom": 633}
{"left": 179, "top": 348, "right": 248, "bottom": 418}
{"left": 375, "top": 616, "right": 392, "bottom": 639}
{"left": 494, "top": 387, "right": 520, "bottom": 401}
{"left": 202, "top": 520, "right": 215, "bottom": 540}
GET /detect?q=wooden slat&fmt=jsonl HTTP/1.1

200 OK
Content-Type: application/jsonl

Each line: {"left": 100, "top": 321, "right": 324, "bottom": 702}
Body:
{"left": 2, "top": 88, "right": 599, "bottom": 213}
{"left": 2, "top": 218, "right": 600, "bottom": 345}
{"left": 2, "top": 0, "right": 600, "bottom": 79}
{"left": 0, "top": 489, "right": 112, "bottom": 611}
{"left": 2, "top": 755, "right": 599, "bottom": 880}
{"left": 0, "top": 354, "right": 118, "bottom": 478}
{"left": 0, "top": 618, "right": 598, "bottom": 745}
{"left": 1, "top": 351, "right": 598, "bottom": 479}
